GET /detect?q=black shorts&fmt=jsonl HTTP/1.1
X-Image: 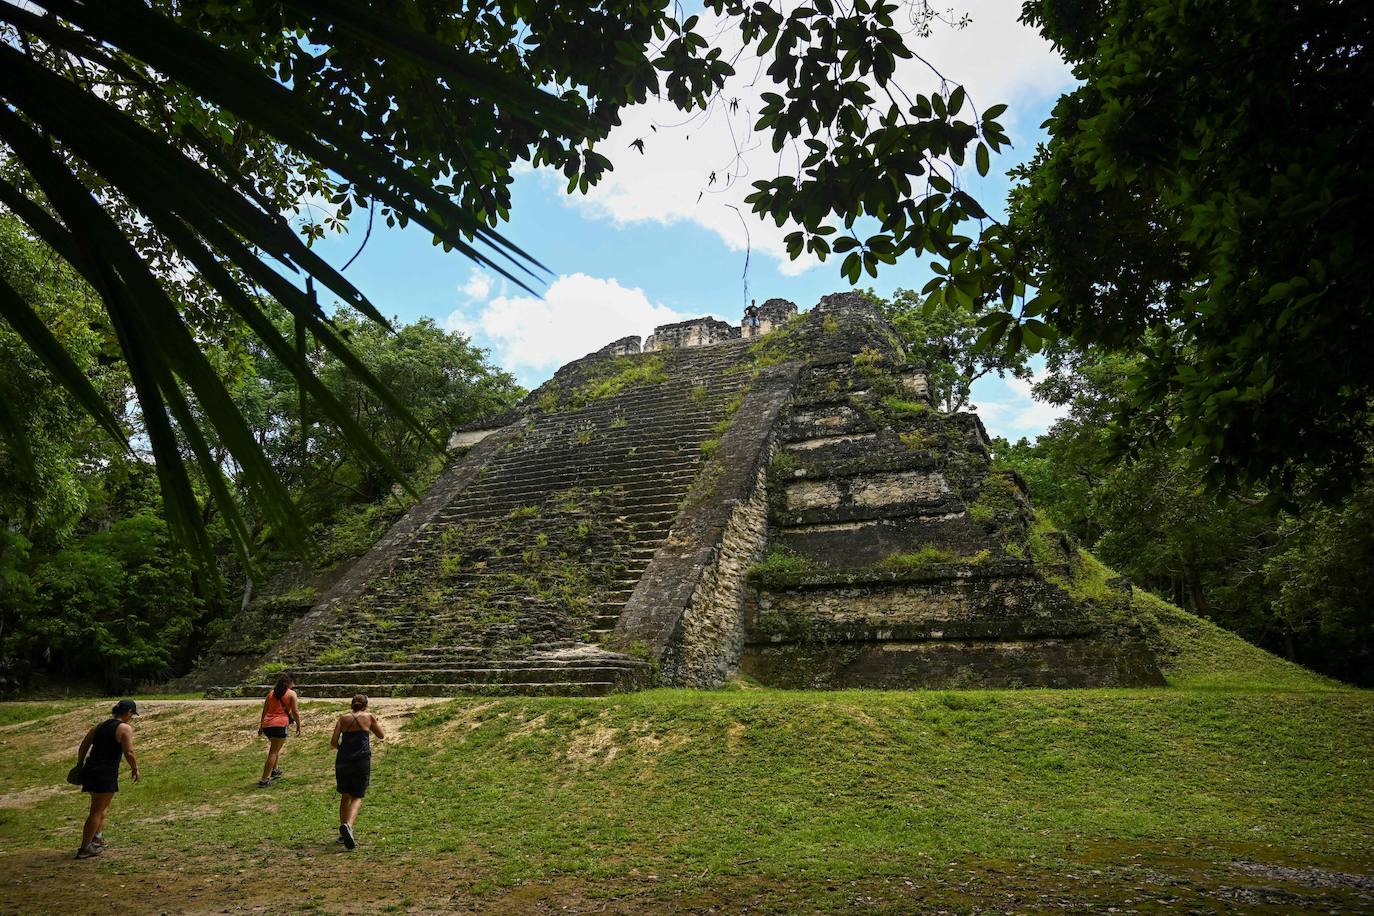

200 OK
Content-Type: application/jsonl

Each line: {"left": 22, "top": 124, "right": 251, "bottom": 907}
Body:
{"left": 335, "top": 760, "right": 370, "bottom": 798}
{"left": 81, "top": 768, "right": 118, "bottom": 794}
{"left": 263, "top": 725, "right": 289, "bottom": 739}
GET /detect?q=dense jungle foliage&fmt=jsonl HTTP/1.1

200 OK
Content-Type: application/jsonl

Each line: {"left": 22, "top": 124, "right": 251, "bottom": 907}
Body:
{"left": 995, "top": 366, "right": 1374, "bottom": 687}
{"left": 0, "top": 218, "right": 521, "bottom": 691}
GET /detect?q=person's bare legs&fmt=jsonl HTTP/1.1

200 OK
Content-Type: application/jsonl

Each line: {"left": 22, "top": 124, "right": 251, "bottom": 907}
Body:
{"left": 338, "top": 794, "right": 349, "bottom": 826}
{"left": 81, "top": 793, "right": 113, "bottom": 847}
{"left": 261, "top": 737, "right": 286, "bottom": 781}
{"left": 343, "top": 795, "right": 363, "bottom": 827}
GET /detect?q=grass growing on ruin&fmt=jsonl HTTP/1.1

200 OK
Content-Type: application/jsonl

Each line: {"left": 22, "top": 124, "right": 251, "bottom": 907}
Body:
{"left": 568, "top": 355, "right": 667, "bottom": 408}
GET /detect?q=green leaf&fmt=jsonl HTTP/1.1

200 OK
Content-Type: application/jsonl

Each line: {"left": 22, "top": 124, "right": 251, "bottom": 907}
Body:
{"left": 31, "top": 1, "right": 552, "bottom": 292}
{"left": 973, "top": 317, "right": 1010, "bottom": 351}
{"left": 948, "top": 86, "right": 966, "bottom": 116}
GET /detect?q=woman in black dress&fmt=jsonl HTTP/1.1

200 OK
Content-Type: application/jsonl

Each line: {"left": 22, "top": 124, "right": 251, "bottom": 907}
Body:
{"left": 74, "top": 700, "right": 140, "bottom": 859}
{"left": 329, "top": 694, "right": 385, "bottom": 849}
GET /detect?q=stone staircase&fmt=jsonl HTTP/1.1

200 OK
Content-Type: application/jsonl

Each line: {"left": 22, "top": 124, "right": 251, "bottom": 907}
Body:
{"left": 226, "top": 340, "right": 755, "bottom": 698}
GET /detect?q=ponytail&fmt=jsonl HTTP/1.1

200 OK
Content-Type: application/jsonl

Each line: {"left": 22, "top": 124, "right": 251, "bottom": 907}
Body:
{"left": 272, "top": 671, "right": 295, "bottom": 701}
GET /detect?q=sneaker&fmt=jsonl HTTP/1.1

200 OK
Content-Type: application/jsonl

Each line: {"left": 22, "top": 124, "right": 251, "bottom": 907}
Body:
{"left": 257, "top": 779, "right": 272, "bottom": 788}
{"left": 75, "top": 844, "right": 102, "bottom": 859}
{"left": 341, "top": 824, "right": 356, "bottom": 850}
{"left": 91, "top": 833, "right": 106, "bottom": 848}
{"left": 271, "top": 768, "right": 283, "bottom": 779}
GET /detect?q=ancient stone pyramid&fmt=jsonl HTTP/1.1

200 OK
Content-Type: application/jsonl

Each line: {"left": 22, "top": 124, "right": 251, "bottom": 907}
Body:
{"left": 216, "top": 293, "right": 1162, "bottom": 697}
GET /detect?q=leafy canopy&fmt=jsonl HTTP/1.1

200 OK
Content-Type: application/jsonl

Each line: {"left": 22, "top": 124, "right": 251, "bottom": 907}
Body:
{"left": 748, "top": 0, "right": 1371, "bottom": 502}
{"left": 988, "top": 0, "right": 1369, "bottom": 501}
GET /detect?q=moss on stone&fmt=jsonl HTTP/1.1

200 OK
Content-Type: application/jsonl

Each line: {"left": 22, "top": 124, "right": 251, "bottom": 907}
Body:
{"left": 747, "top": 546, "right": 828, "bottom": 587}
{"left": 873, "top": 544, "right": 959, "bottom": 573}
{"left": 769, "top": 449, "right": 798, "bottom": 478}
{"left": 566, "top": 355, "right": 668, "bottom": 408}
{"left": 882, "top": 396, "right": 928, "bottom": 416}
{"left": 315, "top": 645, "right": 359, "bottom": 666}
{"left": 968, "top": 472, "right": 1024, "bottom": 525}
{"left": 741, "top": 314, "right": 808, "bottom": 369}
{"left": 875, "top": 546, "right": 996, "bottom": 574}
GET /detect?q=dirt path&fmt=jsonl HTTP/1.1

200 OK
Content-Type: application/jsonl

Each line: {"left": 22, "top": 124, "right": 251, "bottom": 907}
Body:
{"left": 1, "top": 844, "right": 1372, "bottom": 913}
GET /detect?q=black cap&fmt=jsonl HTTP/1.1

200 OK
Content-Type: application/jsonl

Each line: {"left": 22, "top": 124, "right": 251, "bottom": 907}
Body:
{"left": 112, "top": 699, "right": 140, "bottom": 716}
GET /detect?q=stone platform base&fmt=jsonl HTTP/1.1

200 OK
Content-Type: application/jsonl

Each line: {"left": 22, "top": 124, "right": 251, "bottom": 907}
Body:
{"left": 740, "top": 637, "right": 1165, "bottom": 689}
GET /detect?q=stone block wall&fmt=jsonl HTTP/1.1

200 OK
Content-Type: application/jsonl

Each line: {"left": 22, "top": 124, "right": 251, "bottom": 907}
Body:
{"left": 645, "top": 317, "right": 740, "bottom": 351}
{"left": 600, "top": 335, "right": 643, "bottom": 357}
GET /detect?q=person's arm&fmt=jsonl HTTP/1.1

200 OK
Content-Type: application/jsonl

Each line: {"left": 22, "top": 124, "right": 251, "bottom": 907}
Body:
{"left": 258, "top": 695, "right": 269, "bottom": 735}
{"left": 117, "top": 723, "right": 139, "bottom": 783}
{"left": 367, "top": 713, "right": 386, "bottom": 742}
{"left": 289, "top": 691, "right": 302, "bottom": 736}
{"left": 330, "top": 716, "right": 344, "bottom": 750}
{"left": 76, "top": 724, "right": 96, "bottom": 765}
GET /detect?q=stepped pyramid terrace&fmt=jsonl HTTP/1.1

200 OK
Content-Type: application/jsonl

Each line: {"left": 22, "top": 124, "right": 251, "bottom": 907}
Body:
{"left": 200, "top": 293, "right": 1164, "bottom": 697}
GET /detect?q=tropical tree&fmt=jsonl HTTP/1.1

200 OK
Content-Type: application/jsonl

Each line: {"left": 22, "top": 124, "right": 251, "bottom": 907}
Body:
{"left": 874, "top": 287, "right": 1030, "bottom": 412}
{"left": 978, "top": 0, "right": 1369, "bottom": 500}
{"left": 0, "top": 232, "right": 522, "bottom": 687}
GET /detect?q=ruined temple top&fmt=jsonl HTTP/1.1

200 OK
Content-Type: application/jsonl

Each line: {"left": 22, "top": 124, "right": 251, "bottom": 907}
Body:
{"left": 595, "top": 296, "right": 811, "bottom": 357}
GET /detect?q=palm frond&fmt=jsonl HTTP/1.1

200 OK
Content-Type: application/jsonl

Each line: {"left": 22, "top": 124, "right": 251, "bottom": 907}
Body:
{"left": 0, "top": 0, "right": 581, "bottom": 567}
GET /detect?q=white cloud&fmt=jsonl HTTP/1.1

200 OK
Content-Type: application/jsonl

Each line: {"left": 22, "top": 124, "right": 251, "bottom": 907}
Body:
{"left": 969, "top": 370, "right": 1068, "bottom": 441}
{"left": 460, "top": 268, "right": 494, "bottom": 303}
{"left": 445, "top": 273, "right": 704, "bottom": 379}
{"left": 560, "top": 0, "right": 1071, "bottom": 271}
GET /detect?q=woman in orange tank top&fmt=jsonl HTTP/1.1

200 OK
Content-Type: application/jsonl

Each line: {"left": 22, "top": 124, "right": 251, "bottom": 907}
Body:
{"left": 256, "top": 672, "right": 300, "bottom": 788}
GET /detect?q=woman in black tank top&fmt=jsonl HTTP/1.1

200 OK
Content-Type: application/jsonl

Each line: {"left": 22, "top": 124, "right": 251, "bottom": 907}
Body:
{"left": 74, "top": 700, "right": 140, "bottom": 859}
{"left": 329, "top": 694, "right": 385, "bottom": 849}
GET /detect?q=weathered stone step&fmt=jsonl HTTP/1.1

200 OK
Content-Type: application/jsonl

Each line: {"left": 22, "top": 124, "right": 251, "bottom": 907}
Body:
{"left": 519, "top": 409, "right": 734, "bottom": 433}
{"left": 449, "top": 500, "right": 684, "bottom": 522}
{"left": 451, "top": 469, "right": 702, "bottom": 502}
{"left": 454, "top": 469, "right": 701, "bottom": 503}
{"left": 484, "top": 450, "right": 705, "bottom": 478}
{"left": 288, "top": 665, "right": 639, "bottom": 684}
{"left": 479, "top": 459, "right": 706, "bottom": 483}
{"left": 538, "top": 384, "right": 745, "bottom": 416}
{"left": 545, "top": 375, "right": 747, "bottom": 404}
{"left": 301, "top": 656, "right": 643, "bottom": 672}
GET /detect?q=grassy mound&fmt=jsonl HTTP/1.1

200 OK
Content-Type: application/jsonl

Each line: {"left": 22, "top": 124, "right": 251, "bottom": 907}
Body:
{"left": 1039, "top": 519, "right": 1342, "bottom": 691}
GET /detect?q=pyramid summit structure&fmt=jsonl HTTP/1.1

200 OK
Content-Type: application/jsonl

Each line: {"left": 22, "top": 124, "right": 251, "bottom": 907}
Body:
{"left": 207, "top": 293, "right": 1162, "bottom": 697}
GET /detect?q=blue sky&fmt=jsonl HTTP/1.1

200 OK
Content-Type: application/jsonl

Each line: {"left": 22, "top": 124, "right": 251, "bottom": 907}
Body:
{"left": 309, "top": 0, "right": 1073, "bottom": 443}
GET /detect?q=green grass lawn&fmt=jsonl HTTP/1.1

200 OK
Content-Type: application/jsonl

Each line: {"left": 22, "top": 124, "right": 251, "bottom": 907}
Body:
{"left": 0, "top": 594, "right": 1370, "bottom": 913}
